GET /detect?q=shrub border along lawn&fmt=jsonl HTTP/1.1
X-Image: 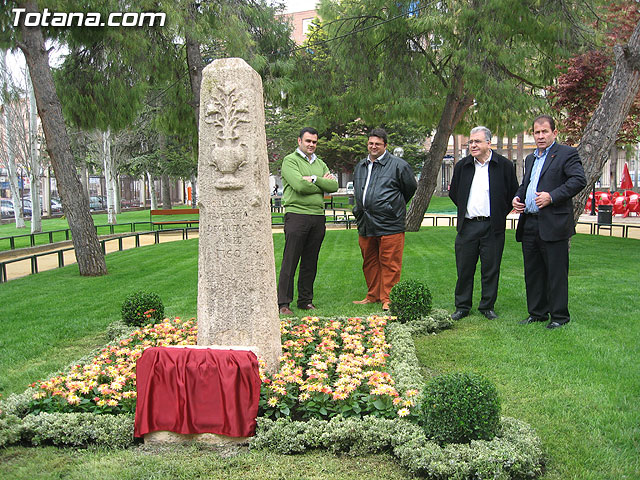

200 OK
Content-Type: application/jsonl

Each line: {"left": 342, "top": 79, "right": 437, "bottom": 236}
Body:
{"left": 0, "top": 311, "right": 544, "bottom": 479}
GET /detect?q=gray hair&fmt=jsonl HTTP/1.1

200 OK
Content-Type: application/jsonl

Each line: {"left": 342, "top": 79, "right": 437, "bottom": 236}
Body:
{"left": 470, "top": 126, "right": 492, "bottom": 142}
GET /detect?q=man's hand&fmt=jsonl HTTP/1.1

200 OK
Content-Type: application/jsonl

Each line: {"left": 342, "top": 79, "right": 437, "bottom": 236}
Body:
{"left": 302, "top": 176, "right": 314, "bottom": 182}
{"left": 323, "top": 172, "right": 337, "bottom": 180}
{"left": 512, "top": 196, "right": 525, "bottom": 213}
{"left": 535, "top": 191, "right": 552, "bottom": 209}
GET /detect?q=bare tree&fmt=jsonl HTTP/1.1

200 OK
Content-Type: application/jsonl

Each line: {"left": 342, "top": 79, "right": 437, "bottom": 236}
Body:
{"left": 26, "top": 72, "right": 41, "bottom": 233}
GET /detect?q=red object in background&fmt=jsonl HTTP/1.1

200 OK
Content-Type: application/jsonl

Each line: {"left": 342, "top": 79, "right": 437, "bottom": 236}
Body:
{"left": 626, "top": 194, "right": 640, "bottom": 217}
{"left": 612, "top": 196, "right": 626, "bottom": 216}
{"left": 597, "top": 191, "right": 612, "bottom": 205}
{"left": 585, "top": 193, "right": 593, "bottom": 212}
{"left": 134, "top": 347, "right": 261, "bottom": 438}
{"left": 187, "top": 186, "right": 192, "bottom": 202}
{"left": 621, "top": 163, "right": 633, "bottom": 189}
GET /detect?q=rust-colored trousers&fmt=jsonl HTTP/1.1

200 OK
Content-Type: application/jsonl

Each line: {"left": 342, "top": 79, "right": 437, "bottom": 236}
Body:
{"left": 358, "top": 232, "right": 405, "bottom": 303}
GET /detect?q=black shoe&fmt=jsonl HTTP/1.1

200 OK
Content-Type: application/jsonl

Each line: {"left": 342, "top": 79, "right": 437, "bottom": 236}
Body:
{"left": 450, "top": 310, "right": 469, "bottom": 321}
{"left": 546, "top": 320, "right": 569, "bottom": 329}
{"left": 479, "top": 309, "right": 498, "bottom": 320}
{"left": 519, "top": 315, "right": 548, "bottom": 325}
{"left": 298, "top": 303, "right": 317, "bottom": 310}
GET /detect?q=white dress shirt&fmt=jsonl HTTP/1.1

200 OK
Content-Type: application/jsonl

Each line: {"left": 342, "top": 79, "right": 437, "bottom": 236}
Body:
{"left": 465, "top": 152, "right": 492, "bottom": 219}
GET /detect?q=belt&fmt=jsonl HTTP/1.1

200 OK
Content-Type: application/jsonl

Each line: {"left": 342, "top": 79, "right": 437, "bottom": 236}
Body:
{"left": 466, "top": 216, "right": 490, "bottom": 222}
{"left": 523, "top": 212, "right": 539, "bottom": 217}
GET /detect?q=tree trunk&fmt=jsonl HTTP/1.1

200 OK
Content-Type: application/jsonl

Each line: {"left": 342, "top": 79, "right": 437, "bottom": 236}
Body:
{"left": 162, "top": 174, "right": 172, "bottom": 209}
{"left": 115, "top": 175, "right": 122, "bottom": 214}
{"left": 147, "top": 172, "right": 158, "bottom": 210}
{"left": 609, "top": 145, "right": 618, "bottom": 190}
{"left": 405, "top": 72, "right": 474, "bottom": 231}
{"left": 185, "top": 32, "right": 204, "bottom": 129}
{"left": 28, "top": 73, "right": 41, "bottom": 233}
{"left": 3, "top": 109, "right": 26, "bottom": 228}
{"left": 102, "top": 128, "right": 117, "bottom": 224}
{"left": 1, "top": 50, "right": 25, "bottom": 228}
{"left": 79, "top": 163, "right": 89, "bottom": 200}
{"left": 496, "top": 133, "right": 503, "bottom": 155}
{"left": 17, "top": 0, "right": 107, "bottom": 276}
{"left": 44, "top": 166, "right": 51, "bottom": 216}
{"left": 185, "top": 30, "right": 202, "bottom": 211}
{"left": 574, "top": 18, "right": 640, "bottom": 224}
{"left": 139, "top": 174, "right": 146, "bottom": 208}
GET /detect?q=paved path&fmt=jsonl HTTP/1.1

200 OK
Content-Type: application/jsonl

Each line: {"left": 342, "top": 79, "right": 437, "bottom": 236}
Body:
{"left": 2, "top": 213, "right": 638, "bottom": 282}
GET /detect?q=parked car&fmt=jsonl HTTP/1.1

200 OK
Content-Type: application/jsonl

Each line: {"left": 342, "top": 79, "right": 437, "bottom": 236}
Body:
{"left": 49, "top": 197, "right": 63, "bottom": 213}
{"left": 89, "top": 195, "right": 107, "bottom": 211}
{"left": 22, "top": 196, "right": 50, "bottom": 216}
{"left": 2, "top": 198, "right": 32, "bottom": 216}
{"left": 20, "top": 198, "right": 36, "bottom": 216}
{"left": 1, "top": 199, "right": 15, "bottom": 218}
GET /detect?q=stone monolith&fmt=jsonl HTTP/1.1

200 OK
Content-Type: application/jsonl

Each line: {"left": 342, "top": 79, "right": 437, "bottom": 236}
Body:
{"left": 196, "top": 58, "right": 281, "bottom": 371}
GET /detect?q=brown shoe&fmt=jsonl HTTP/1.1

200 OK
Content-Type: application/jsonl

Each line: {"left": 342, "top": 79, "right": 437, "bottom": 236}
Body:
{"left": 353, "top": 298, "right": 379, "bottom": 304}
{"left": 382, "top": 302, "right": 390, "bottom": 311}
{"left": 298, "top": 303, "right": 316, "bottom": 310}
{"left": 279, "top": 305, "right": 294, "bottom": 315}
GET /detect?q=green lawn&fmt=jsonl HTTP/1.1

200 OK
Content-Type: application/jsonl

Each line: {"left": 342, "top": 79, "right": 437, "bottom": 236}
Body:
{"left": 1, "top": 227, "right": 637, "bottom": 479}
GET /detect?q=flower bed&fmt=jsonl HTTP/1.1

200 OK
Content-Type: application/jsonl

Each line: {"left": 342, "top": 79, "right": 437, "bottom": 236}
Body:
{"left": 260, "top": 316, "right": 418, "bottom": 420}
{"left": 27, "top": 318, "right": 197, "bottom": 415}
{"left": 0, "top": 312, "right": 545, "bottom": 478}
{"left": 23, "top": 316, "right": 418, "bottom": 420}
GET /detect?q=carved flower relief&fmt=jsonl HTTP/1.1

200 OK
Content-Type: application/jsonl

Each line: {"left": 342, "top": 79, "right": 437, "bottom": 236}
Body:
{"left": 204, "top": 87, "right": 250, "bottom": 190}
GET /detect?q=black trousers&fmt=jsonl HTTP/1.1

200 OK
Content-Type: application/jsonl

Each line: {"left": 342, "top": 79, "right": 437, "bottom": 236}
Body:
{"left": 454, "top": 219, "right": 505, "bottom": 312}
{"left": 521, "top": 215, "right": 570, "bottom": 323}
{"left": 277, "top": 212, "right": 326, "bottom": 308}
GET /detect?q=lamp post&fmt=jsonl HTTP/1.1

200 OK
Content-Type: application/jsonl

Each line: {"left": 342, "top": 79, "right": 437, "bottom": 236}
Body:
{"left": 590, "top": 183, "right": 596, "bottom": 216}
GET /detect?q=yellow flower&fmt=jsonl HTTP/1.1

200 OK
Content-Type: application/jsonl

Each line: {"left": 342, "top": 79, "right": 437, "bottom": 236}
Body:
{"left": 267, "top": 397, "right": 279, "bottom": 407}
{"left": 397, "top": 408, "right": 410, "bottom": 417}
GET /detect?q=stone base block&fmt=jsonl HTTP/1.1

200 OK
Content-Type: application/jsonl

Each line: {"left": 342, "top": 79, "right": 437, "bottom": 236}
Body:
{"left": 144, "top": 430, "right": 251, "bottom": 446}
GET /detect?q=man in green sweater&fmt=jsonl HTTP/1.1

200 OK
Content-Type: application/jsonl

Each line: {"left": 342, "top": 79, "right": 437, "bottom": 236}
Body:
{"left": 277, "top": 127, "right": 338, "bottom": 315}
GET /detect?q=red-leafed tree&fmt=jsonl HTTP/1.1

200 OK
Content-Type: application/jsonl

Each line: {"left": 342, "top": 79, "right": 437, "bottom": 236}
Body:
{"left": 550, "top": 1, "right": 640, "bottom": 145}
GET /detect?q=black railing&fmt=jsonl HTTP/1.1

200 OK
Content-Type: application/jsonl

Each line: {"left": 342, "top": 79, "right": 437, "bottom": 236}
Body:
{"left": 0, "top": 222, "right": 150, "bottom": 252}
{"left": 0, "top": 227, "right": 198, "bottom": 283}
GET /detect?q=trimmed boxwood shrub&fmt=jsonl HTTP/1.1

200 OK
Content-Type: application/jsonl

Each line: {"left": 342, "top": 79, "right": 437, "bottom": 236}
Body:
{"left": 389, "top": 279, "right": 432, "bottom": 323}
{"left": 121, "top": 291, "right": 164, "bottom": 326}
{"left": 420, "top": 372, "right": 501, "bottom": 444}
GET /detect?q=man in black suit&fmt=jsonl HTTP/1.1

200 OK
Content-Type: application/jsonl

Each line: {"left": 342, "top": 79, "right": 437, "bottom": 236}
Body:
{"left": 449, "top": 126, "right": 518, "bottom": 321}
{"left": 512, "top": 115, "right": 586, "bottom": 329}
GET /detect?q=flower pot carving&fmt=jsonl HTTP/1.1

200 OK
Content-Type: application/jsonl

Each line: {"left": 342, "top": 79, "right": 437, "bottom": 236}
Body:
{"left": 204, "top": 87, "right": 250, "bottom": 190}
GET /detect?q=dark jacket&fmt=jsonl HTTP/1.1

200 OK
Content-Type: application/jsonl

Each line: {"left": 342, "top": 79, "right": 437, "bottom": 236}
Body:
{"left": 352, "top": 151, "right": 417, "bottom": 237}
{"left": 449, "top": 152, "right": 518, "bottom": 234}
{"left": 515, "top": 143, "right": 586, "bottom": 242}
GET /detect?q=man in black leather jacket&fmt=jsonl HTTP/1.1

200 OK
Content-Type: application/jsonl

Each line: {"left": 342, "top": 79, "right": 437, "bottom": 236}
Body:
{"left": 352, "top": 128, "right": 417, "bottom": 310}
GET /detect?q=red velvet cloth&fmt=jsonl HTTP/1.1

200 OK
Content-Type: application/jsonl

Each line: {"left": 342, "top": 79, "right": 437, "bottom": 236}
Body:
{"left": 134, "top": 347, "right": 261, "bottom": 438}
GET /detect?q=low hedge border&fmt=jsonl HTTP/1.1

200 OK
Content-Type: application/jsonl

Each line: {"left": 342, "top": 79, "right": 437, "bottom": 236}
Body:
{"left": 0, "top": 316, "right": 545, "bottom": 480}
{"left": 252, "top": 415, "right": 544, "bottom": 479}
